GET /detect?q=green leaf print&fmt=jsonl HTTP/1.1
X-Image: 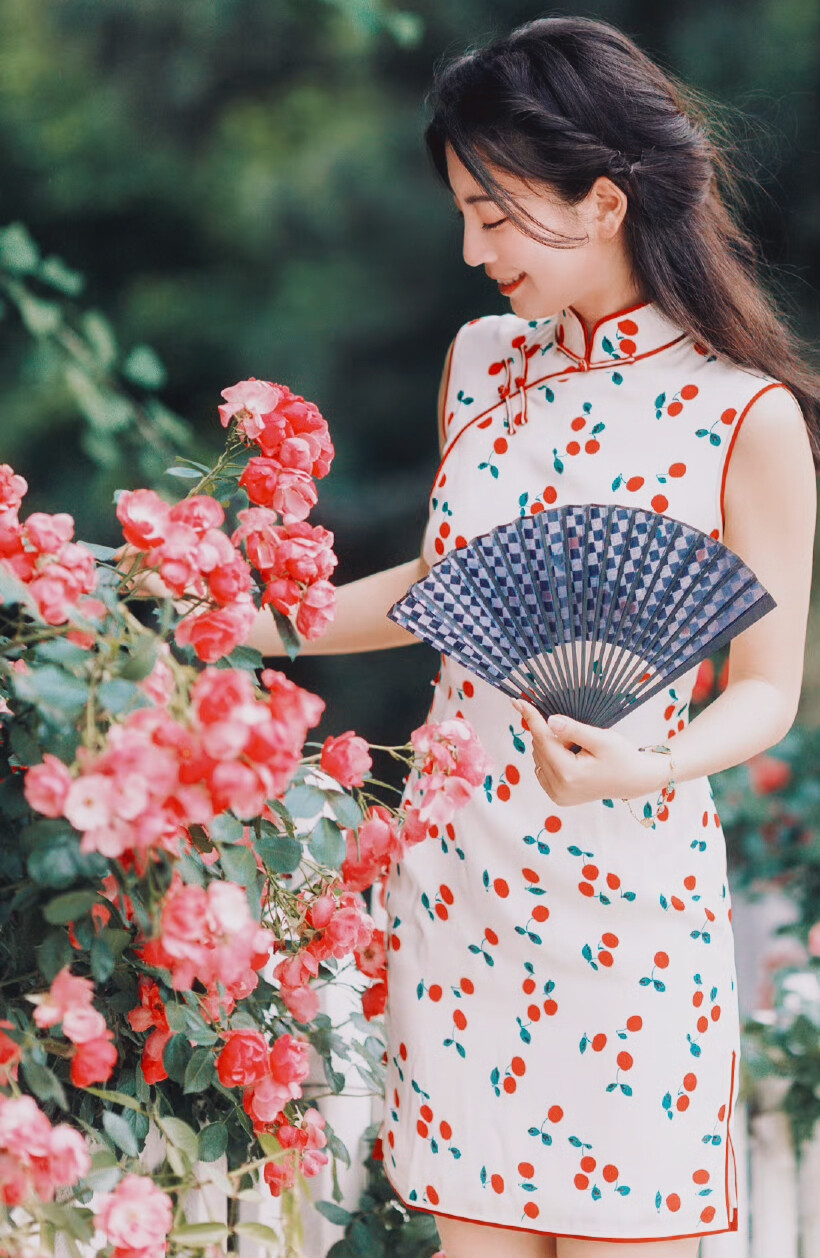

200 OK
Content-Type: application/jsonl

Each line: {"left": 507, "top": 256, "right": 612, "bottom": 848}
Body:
{"left": 612, "top": 372, "right": 623, "bottom": 385}
{"left": 592, "top": 1185, "right": 602, "bottom": 1201}
{"left": 611, "top": 475, "right": 622, "bottom": 491}
{"left": 601, "top": 336, "right": 614, "bottom": 353}
{"left": 539, "top": 385, "right": 555, "bottom": 401}
{"left": 553, "top": 453, "right": 564, "bottom": 473}
{"left": 709, "top": 433, "right": 721, "bottom": 446}
{"left": 655, "top": 393, "right": 667, "bottom": 409}
{"left": 490, "top": 465, "right": 499, "bottom": 478}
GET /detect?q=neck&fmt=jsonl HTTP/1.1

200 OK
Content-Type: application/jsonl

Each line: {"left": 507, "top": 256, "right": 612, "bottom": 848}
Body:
{"left": 571, "top": 274, "right": 648, "bottom": 336}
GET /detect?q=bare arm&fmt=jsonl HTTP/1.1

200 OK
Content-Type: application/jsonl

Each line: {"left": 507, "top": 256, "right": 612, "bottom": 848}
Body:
{"left": 248, "top": 336, "right": 457, "bottom": 657}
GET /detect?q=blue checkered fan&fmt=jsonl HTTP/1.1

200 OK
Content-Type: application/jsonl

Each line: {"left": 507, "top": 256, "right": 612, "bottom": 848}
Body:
{"left": 387, "top": 503, "right": 776, "bottom": 727}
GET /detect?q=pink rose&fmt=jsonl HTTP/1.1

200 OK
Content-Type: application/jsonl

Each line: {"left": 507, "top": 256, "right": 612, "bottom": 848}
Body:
{"left": 271, "top": 468, "right": 318, "bottom": 522}
{"left": 116, "top": 489, "right": 171, "bottom": 550}
{"left": 0, "top": 464, "right": 28, "bottom": 517}
{"left": 271, "top": 522, "right": 337, "bottom": 583}
{"left": 269, "top": 1033, "right": 311, "bottom": 1089}
{"left": 207, "top": 557, "right": 252, "bottom": 605}
{"left": 175, "top": 600, "right": 256, "bottom": 663}
{"left": 261, "top": 669, "right": 325, "bottom": 734}
{"left": 23, "top": 512, "right": 74, "bottom": 553}
{"left": 262, "top": 577, "right": 301, "bottom": 615}
{"left": 70, "top": 1035, "right": 117, "bottom": 1087}
{"left": 62, "top": 1005, "right": 108, "bottom": 1045}
{"left": 218, "top": 378, "right": 284, "bottom": 439}
{"left": 168, "top": 495, "right": 225, "bottom": 534}
{"left": 295, "top": 579, "right": 336, "bottom": 639}
{"left": 32, "top": 968, "right": 95, "bottom": 1029}
{"left": 48, "top": 1124, "right": 92, "bottom": 1186}
{"left": 239, "top": 457, "right": 284, "bottom": 509}
{"left": 95, "top": 1173, "right": 173, "bottom": 1257}
{"left": 232, "top": 506, "right": 280, "bottom": 573}
{"left": 24, "top": 754, "right": 73, "bottom": 819}
{"left": 320, "top": 731, "right": 372, "bottom": 788}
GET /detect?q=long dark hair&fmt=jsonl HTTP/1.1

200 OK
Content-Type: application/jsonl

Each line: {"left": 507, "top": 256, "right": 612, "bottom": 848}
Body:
{"left": 424, "top": 15, "right": 820, "bottom": 467}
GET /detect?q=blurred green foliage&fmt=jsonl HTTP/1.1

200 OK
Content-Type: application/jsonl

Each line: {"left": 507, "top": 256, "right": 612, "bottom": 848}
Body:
{"left": 0, "top": 0, "right": 818, "bottom": 756}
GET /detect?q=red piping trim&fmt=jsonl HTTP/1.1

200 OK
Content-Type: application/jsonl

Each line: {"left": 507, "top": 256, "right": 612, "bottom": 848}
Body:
{"left": 719, "top": 381, "right": 793, "bottom": 534}
{"left": 566, "top": 299, "right": 652, "bottom": 364}
{"left": 431, "top": 333, "right": 687, "bottom": 494}
{"left": 382, "top": 1157, "right": 738, "bottom": 1242}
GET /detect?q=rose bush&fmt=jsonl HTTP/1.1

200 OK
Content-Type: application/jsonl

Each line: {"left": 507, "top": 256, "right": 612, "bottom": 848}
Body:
{"left": 0, "top": 380, "right": 490, "bottom": 1256}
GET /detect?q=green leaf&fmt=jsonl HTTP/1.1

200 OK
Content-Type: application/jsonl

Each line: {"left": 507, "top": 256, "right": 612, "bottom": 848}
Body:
{"left": 198, "top": 1122, "right": 229, "bottom": 1162}
{"left": 329, "top": 792, "right": 364, "bottom": 829}
{"left": 117, "top": 642, "right": 159, "bottom": 681}
{"left": 163, "top": 1033, "right": 190, "bottom": 1084}
{"left": 208, "top": 813, "right": 245, "bottom": 844}
{"left": 36, "top": 928, "right": 74, "bottom": 980}
{"left": 256, "top": 831, "right": 302, "bottom": 874}
{"left": 22, "top": 1060, "right": 67, "bottom": 1109}
{"left": 43, "top": 889, "right": 100, "bottom": 925}
{"left": 0, "top": 222, "right": 40, "bottom": 272}
{"left": 0, "top": 567, "right": 43, "bottom": 617}
{"left": 166, "top": 465, "right": 203, "bottom": 479}
{"left": 219, "top": 843, "right": 257, "bottom": 885}
{"left": 122, "top": 344, "right": 167, "bottom": 390}
{"left": 39, "top": 254, "right": 85, "bottom": 296}
{"left": 28, "top": 841, "right": 81, "bottom": 890}
{"left": 82, "top": 310, "right": 118, "bottom": 367}
{"left": 102, "top": 1110, "right": 140, "bottom": 1157}
{"left": 83, "top": 1087, "right": 145, "bottom": 1114}
{"left": 13, "top": 665, "right": 88, "bottom": 720}
{"left": 315, "top": 1200, "right": 354, "bottom": 1226}
{"left": 161, "top": 1116, "right": 200, "bottom": 1161}
{"left": 98, "top": 678, "right": 146, "bottom": 715}
{"left": 270, "top": 605, "right": 301, "bottom": 660}
{"left": 38, "top": 1202, "right": 94, "bottom": 1242}
{"left": 234, "top": 1222, "right": 282, "bottom": 1247}
{"left": 183, "top": 1047, "right": 216, "bottom": 1094}
{"left": 309, "top": 816, "right": 346, "bottom": 867}
{"left": 285, "top": 783, "right": 327, "bottom": 816}
{"left": 169, "top": 1223, "right": 231, "bottom": 1246}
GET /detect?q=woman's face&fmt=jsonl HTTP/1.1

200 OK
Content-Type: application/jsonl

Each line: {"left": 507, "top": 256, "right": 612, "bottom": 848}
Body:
{"left": 445, "top": 142, "right": 630, "bottom": 320}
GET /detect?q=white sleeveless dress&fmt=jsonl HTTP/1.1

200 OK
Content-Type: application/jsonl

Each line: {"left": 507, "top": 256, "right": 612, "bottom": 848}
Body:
{"left": 377, "top": 301, "right": 789, "bottom": 1242}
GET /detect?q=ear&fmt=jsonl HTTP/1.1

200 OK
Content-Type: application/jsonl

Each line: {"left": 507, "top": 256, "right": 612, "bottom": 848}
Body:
{"left": 588, "top": 176, "right": 628, "bottom": 240}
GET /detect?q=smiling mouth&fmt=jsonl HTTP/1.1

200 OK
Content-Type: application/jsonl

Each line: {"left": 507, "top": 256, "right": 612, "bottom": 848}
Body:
{"left": 498, "top": 273, "right": 526, "bottom": 294}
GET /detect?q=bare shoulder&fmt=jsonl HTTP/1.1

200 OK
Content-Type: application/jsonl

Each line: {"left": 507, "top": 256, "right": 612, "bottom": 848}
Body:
{"left": 724, "top": 381, "right": 816, "bottom": 524}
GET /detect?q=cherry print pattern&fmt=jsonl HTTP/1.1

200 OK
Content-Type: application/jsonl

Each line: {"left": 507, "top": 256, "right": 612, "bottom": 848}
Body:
{"left": 380, "top": 302, "right": 789, "bottom": 1240}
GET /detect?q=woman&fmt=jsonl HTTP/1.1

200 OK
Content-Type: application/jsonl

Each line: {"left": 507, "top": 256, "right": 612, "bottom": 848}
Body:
{"left": 249, "top": 16, "right": 818, "bottom": 1257}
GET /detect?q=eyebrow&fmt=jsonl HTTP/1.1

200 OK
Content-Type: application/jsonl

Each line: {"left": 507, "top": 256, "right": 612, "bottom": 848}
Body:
{"left": 452, "top": 193, "right": 495, "bottom": 206}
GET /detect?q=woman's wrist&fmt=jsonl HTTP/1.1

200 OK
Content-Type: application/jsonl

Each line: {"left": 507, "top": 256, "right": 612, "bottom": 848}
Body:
{"left": 636, "top": 745, "right": 675, "bottom": 794}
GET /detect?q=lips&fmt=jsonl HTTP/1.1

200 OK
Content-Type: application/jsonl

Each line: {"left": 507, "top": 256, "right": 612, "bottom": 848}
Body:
{"left": 497, "top": 273, "right": 526, "bottom": 295}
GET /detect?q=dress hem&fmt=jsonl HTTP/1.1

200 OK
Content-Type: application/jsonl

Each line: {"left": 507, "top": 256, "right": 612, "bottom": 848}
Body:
{"left": 381, "top": 1155, "right": 739, "bottom": 1244}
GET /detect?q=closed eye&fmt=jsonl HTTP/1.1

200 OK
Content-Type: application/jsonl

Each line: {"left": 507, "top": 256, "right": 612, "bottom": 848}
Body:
{"left": 451, "top": 207, "right": 508, "bottom": 231}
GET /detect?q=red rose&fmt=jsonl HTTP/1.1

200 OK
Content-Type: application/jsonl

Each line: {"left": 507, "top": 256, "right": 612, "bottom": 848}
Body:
{"left": 361, "top": 980, "right": 388, "bottom": 1022}
{"left": 216, "top": 1030, "right": 270, "bottom": 1088}
{"left": 320, "top": 731, "right": 372, "bottom": 789}
{"left": 70, "top": 1035, "right": 118, "bottom": 1087}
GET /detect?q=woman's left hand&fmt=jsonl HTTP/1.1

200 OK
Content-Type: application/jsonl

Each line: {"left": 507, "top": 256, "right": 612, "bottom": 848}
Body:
{"left": 511, "top": 698, "right": 668, "bottom": 806}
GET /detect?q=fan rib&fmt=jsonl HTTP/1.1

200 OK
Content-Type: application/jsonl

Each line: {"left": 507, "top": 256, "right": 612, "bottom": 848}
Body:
{"left": 517, "top": 515, "right": 578, "bottom": 712}
{"left": 577, "top": 504, "right": 620, "bottom": 723}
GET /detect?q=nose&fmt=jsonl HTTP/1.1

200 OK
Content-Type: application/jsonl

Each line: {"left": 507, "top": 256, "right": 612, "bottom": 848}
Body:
{"left": 461, "top": 217, "right": 497, "bottom": 270}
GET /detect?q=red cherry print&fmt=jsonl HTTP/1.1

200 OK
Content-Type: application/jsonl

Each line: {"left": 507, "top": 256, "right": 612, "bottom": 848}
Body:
{"left": 592, "top": 1033, "right": 607, "bottom": 1052}
{"left": 693, "top": 1169, "right": 710, "bottom": 1184}
{"left": 506, "top": 764, "right": 521, "bottom": 785}
{"left": 417, "top": 1119, "right": 429, "bottom": 1136}
{"left": 488, "top": 361, "right": 504, "bottom": 376}
{"left": 491, "top": 1173, "right": 504, "bottom": 1193}
{"left": 654, "top": 951, "right": 670, "bottom": 969}
{"left": 544, "top": 998, "right": 558, "bottom": 1016}
{"left": 667, "top": 1194, "right": 681, "bottom": 1211}
{"left": 399, "top": 1043, "right": 408, "bottom": 1060}
{"left": 390, "top": 935, "right": 400, "bottom": 950}
{"left": 567, "top": 441, "right": 581, "bottom": 456}
{"left": 652, "top": 494, "right": 669, "bottom": 513}
{"left": 571, "top": 416, "right": 586, "bottom": 431}
{"left": 463, "top": 680, "right": 474, "bottom": 697}
{"left": 528, "top": 1004, "right": 541, "bottom": 1021}
{"left": 518, "top": 1160, "right": 535, "bottom": 1177}
{"left": 671, "top": 896, "right": 685, "bottom": 911}
{"left": 429, "top": 985, "right": 443, "bottom": 1002}
{"left": 532, "top": 904, "right": 550, "bottom": 922}
{"left": 548, "top": 1105, "right": 564, "bottom": 1122}
{"left": 626, "top": 476, "right": 644, "bottom": 492}
{"left": 697, "top": 1016, "right": 709, "bottom": 1033}
{"left": 676, "top": 1095, "right": 690, "bottom": 1112}
{"left": 683, "top": 1073, "right": 698, "bottom": 1091}
{"left": 455, "top": 535, "right": 468, "bottom": 548}
{"left": 598, "top": 951, "right": 614, "bottom": 967}
{"left": 711, "top": 1005, "right": 721, "bottom": 1022}
{"left": 602, "top": 933, "right": 619, "bottom": 949}
{"left": 437, "top": 472, "right": 447, "bottom": 488}
{"left": 545, "top": 815, "right": 562, "bottom": 832}
{"left": 511, "top": 335, "right": 527, "bottom": 349}
{"left": 522, "top": 977, "right": 536, "bottom": 994}
{"left": 606, "top": 873, "right": 621, "bottom": 890}
{"left": 669, "top": 462, "right": 686, "bottom": 477}
{"left": 626, "top": 1015, "right": 643, "bottom": 1032}
{"left": 705, "top": 908, "right": 716, "bottom": 922}
{"left": 574, "top": 1173, "right": 589, "bottom": 1190}
{"left": 440, "top": 521, "right": 450, "bottom": 538}
{"left": 453, "top": 1010, "right": 467, "bottom": 1031}
{"left": 603, "top": 1164, "right": 619, "bottom": 1183}
{"left": 619, "top": 338, "right": 636, "bottom": 355}
{"left": 511, "top": 1057, "right": 526, "bottom": 1076}
{"left": 667, "top": 401, "right": 683, "bottom": 417}
{"left": 718, "top": 1105, "right": 727, "bottom": 1121}
{"left": 579, "top": 880, "right": 596, "bottom": 897}
{"left": 497, "top": 784, "right": 511, "bottom": 802}
{"left": 693, "top": 990, "right": 704, "bottom": 1007}
{"left": 580, "top": 1156, "right": 596, "bottom": 1172}
{"left": 701, "top": 1207, "right": 717, "bottom": 1223}
{"left": 531, "top": 502, "right": 545, "bottom": 514}
{"left": 524, "top": 1202, "right": 540, "bottom": 1219}
{"left": 493, "top": 878, "right": 509, "bottom": 897}
{"left": 494, "top": 437, "right": 508, "bottom": 455}
{"left": 503, "top": 1077, "right": 517, "bottom": 1093}
{"left": 582, "top": 864, "right": 599, "bottom": 880}
{"left": 544, "top": 486, "right": 558, "bottom": 504}
{"left": 440, "top": 1120, "right": 452, "bottom": 1139}
{"left": 522, "top": 868, "right": 539, "bottom": 883}
{"left": 485, "top": 927, "right": 499, "bottom": 945}
{"left": 434, "top": 537, "right": 445, "bottom": 556}
{"left": 435, "top": 904, "right": 449, "bottom": 921}
{"left": 684, "top": 875, "right": 696, "bottom": 890}
{"left": 440, "top": 884, "right": 454, "bottom": 905}
{"left": 388, "top": 1131, "right": 395, "bottom": 1147}
{"left": 680, "top": 384, "right": 698, "bottom": 400}
{"left": 618, "top": 319, "right": 638, "bottom": 335}
{"left": 721, "top": 408, "right": 737, "bottom": 425}
{"left": 617, "top": 1052, "right": 634, "bottom": 1071}
{"left": 585, "top": 439, "right": 600, "bottom": 453}
{"left": 420, "top": 1104, "right": 433, "bottom": 1122}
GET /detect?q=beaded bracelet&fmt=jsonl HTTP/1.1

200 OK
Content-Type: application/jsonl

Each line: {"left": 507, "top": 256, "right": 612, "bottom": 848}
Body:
{"left": 621, "top": 744, "right": 676, "bottom": 829}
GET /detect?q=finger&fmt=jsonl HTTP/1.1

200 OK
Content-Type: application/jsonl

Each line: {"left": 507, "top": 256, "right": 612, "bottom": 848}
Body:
{"left": 546, "top": 713, "right": 608, "bottom": 754}
{"left": 512, "top": 698, "right": 557, "bottom": 741}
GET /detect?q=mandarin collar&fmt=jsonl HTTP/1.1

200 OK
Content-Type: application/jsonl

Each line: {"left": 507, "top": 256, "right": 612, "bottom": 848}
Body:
{"left": 552, "top": 300, "right": 686, "bottom": 369}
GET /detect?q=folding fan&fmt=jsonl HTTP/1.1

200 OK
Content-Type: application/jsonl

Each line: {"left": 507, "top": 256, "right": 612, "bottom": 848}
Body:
{"left": 387, "top": 503, "right": 775, "bottom": 728}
